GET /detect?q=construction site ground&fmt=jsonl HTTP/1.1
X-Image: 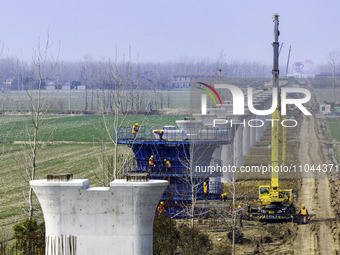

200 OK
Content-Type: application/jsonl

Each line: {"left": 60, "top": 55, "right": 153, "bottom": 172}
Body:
{"left": 198, "top": 95, "right": 340, "bottom": 254}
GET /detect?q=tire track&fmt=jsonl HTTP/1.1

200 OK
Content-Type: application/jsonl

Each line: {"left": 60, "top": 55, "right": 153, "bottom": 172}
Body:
{"left": 295, "top": 115, "right": 336, "bottom": 254}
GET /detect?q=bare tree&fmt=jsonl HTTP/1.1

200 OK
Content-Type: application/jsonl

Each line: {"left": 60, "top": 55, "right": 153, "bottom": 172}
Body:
{"left": 20, "top": 34, "right": 59, "bottom": 219}
{"left": 99, "top": 48, "right": 143, "bottom": 181}
{"left": 174, "top": 140, "right": 218, "bottom": 227}
{"left": 222, "top": 173, "right": 250, "bottom": 255}
{"left": 81, "top": 55, "right": 93, "bottom": 112}
{"left": 328, "top": 50, "right": 340, "bottom": 103}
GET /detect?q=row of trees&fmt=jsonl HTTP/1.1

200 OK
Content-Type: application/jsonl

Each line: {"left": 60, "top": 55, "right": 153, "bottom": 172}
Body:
{"left": 1, "top": 57, "right": 272, "bottom": 90}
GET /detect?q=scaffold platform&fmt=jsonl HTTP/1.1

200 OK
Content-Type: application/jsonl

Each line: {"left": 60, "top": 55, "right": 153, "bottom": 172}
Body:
{"left": 117, "top": 126, "right": 233, "bottom": 218}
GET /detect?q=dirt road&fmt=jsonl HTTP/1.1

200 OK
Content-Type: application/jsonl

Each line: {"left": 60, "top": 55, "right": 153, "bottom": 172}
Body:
{"left": 295, "top": 115, "right": 338, "bottom": 254}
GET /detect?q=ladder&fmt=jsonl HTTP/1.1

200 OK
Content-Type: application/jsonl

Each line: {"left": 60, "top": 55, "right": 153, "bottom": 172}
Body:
{"left": 151, "top": 144, "right": 164, "bottom": 169}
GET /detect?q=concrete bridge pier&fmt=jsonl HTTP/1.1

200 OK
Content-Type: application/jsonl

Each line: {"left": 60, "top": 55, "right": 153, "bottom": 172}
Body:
{"left": 234, "top": 123, "right": 244, "bottom": 167}
{"left": 221, "top": 143, "right": 234, "bottom": 183}
{"left": 242, "top": 109, "right": 252, "bottom": 156}
{"left": 31, "top": 175, "right": 167, "bottom": 255}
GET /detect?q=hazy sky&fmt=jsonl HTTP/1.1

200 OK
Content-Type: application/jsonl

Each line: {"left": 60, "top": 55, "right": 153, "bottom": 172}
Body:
{"left": 1, "top": 0, "right": 339, "bottom": 66}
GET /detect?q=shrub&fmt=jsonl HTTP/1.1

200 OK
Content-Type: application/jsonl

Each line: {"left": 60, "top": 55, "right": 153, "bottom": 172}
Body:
{"left": 13, "top": 218, "right": 45, "bottom": 254}
{"left": 178, "top": 225, "right": 212, "bottom": 255}
{"left": 215, "top": 242, "right": 232, "bottom": 255}
{"left": 153, "top": 214, "right": 180, "bottom": 255}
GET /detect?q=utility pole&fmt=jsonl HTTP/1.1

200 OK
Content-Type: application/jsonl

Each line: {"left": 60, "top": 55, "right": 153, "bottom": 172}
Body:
{"left": 271, "top": 14, "right": 280, "bottom": 189}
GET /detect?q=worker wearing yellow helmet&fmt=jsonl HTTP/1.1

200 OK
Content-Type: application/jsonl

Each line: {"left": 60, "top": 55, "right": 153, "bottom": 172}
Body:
{"left": 157, "top": 201, "right": 166, "bottom": 214}
{"left": 132, "top": 123, "right": 139, "bottom": 139}
{"left": 149, "top": 155, "right": 155, "bottom": 171}
{"left": 237, "top": 205, "right": 243, "bottom": 227}
{"left": 299, "top": 204, "right": 309, "bottom": 216}
{"left": 153, "top": 128, "right": 164, "bottom": 141}
{"left": 164, "top": 159, "right": 172, "bottom": 171}
{"left": 220, "top": 192, "right": 227, "bottom": 202}
{"left": 299, "top": 204, "right": 310, "bottom": 222}
{"left": 203, "top": 182, "right": 208, "bottom": 200}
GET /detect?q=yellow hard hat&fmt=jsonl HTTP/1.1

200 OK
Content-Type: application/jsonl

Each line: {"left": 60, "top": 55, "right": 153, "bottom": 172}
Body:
{"left": 203, "top": 182, "right": 206, "bottom": 184}
{"left": 164, "top": 159, "right": 167, "bottom": 162}
{"left": 302, "top": 204, "right": 305, "bottom": 207}
{"left": 160, "top": 201, "right": 164, "bottom": 204}
{"left": 135, "top": 123, "right": 139, "bottom": 126}
{"left": 238, "top": 205, "right": 241, "bottom": 209}
{"left": 151, "top": 155, "right": 154, "bottom": 158}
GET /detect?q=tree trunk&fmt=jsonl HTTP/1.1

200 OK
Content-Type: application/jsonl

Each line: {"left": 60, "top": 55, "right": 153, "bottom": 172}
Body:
{"left": 85, "top": 89, "right": 88, "bottom": 111}
{"left": 113, "top": 107, "right": 119, "bottom": 180}
{"left": 232, "top": 176, "right": 236, "bottom": 255}
{"left": 191, "top": 182, "right": 195, "bottom": 227}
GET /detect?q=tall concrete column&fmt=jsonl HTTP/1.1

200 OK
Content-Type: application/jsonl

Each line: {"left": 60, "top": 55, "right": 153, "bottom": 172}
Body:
{"left": 260, "top": 115, "right": 266, "bottom": 138}
{"left": 265, "top": 99, "right": 272, "bottom": 129}
{"left": 242, "top": 108, "right": 251, "bottom": 156}
{"left": 221, "top": 143, "right": 233, "bottom": 183}
{"left": 250, "top": 118, "right": 257, "bottom": 147}
{"left": 212, "top": 145, "right": 222, "bottom": 162}
{"left": 31, "top": 176, "right": 167, "bottom": 255}
{"left": 243, "top": 118, "right": 251, "bottom": 155}
{"left": 212, "top": 119, "right": 234, "bottom": 183}
{"left": 255, "top": 117, "right": 263, "bottom": 141}
{"left": 247, "top": 100, "right": 262, "bottom": 143}
{"left": 234, "top": 123, "right": 244, "bottom": 167}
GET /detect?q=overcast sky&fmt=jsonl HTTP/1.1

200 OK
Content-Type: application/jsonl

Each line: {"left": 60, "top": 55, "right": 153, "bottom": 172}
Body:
{"left": 1, "top": 0, "right": 339, "bottom": 66}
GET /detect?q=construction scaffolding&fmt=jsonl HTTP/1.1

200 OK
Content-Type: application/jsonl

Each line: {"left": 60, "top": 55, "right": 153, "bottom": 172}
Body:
{"left": 117, "top": 126, "right": 233, "bottom": 218}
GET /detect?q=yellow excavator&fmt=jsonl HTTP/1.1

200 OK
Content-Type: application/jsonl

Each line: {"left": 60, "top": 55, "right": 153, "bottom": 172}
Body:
{"left": 249, "top": 14, "right": 296, "bottom": 222}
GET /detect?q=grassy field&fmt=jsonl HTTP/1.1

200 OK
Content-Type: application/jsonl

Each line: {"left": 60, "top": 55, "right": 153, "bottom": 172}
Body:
{"left": 328, "top": 118, "right": 340, "bottom": 141}
{"left": 0, "top": 143, "right": 127, "bottom": 241}
{"left": 0, "top": 89, "right": 190, "bottom": 112}
{"left": 327, "top": 118, "right": 340, "bottom": 163}
{"left": 0, "top": 113, "right": 189, "bottom": 242}
{"left": 313, "top": 88, "right": 340, "bottom": 163}
{"left": 0, "top": 87, "right": 190, "bottom": 242}
{"left": 0, "top": 114, "right": 188, "bottom": 142}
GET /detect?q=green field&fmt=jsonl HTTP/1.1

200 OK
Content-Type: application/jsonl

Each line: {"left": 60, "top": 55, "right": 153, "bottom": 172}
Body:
{"left": 0, "top": 89, "right": 191, "bottom": 242}
{"left": 0, "top": 113, "right": 188, "bottom": 242}
{"left": 0, "top": 143, "right": 124, "bottom": 241}
{"left": 326, "top": 118, "right": 340, "bottom": 165}
{"left": 328, "top": 118, "right": 340, "bottom": 141}
{"left": 0, "top": 90, "right": 190, "bottom": 112}
{"left": 0, "top": 114, "right": 188, "bottom": 142}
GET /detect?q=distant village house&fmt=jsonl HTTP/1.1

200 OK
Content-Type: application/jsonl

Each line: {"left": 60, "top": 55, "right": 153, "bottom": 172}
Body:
{"left": 319, "top": 104, "right": 331, "bottom": 114}
{"left": 45, "top": 81, "right": 55, "bottom": 90}
{"left": 171, "top": 72, "right": 221, "bottom": 88}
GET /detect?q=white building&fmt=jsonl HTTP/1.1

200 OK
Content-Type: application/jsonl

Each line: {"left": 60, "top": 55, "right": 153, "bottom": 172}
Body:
{"left": 61, "top": 82, "right": 71, "bottom": 90}
{"left": 77, "top": 85, "right": 86, "bottom": 90}
{"left": 45, "top": 81, "right": 55, "bottom": 90}
{"left": 171, "top": 73, "right": 221, "bottom": 88}
{"left": 319, "top": 104, "right": 331, "bottom": 114}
